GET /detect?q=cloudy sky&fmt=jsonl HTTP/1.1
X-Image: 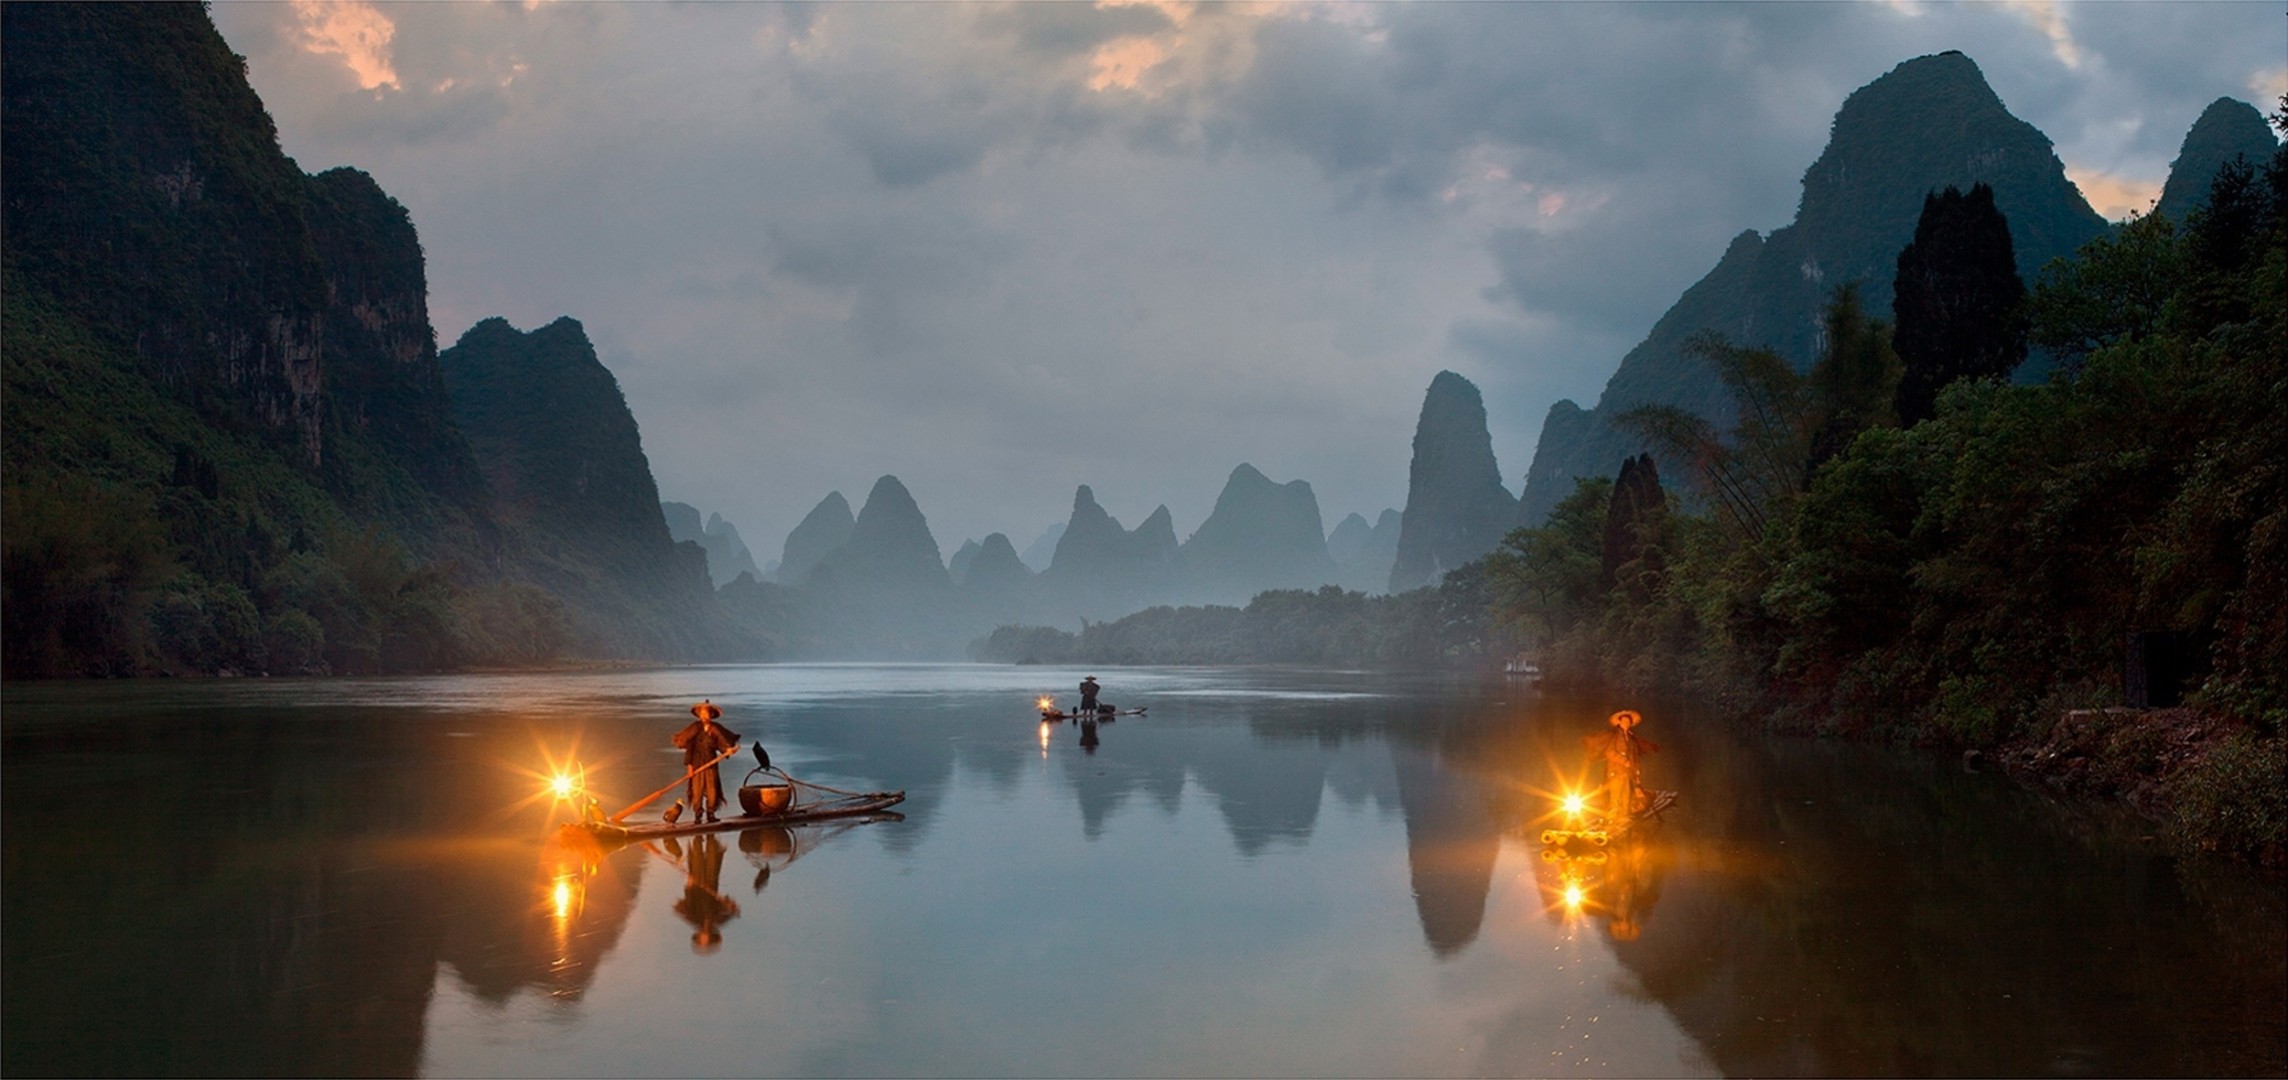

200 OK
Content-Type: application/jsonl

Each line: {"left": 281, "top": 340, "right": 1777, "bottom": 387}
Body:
{"left": 209, "top": 1, "right": 2283, "bottom": 562}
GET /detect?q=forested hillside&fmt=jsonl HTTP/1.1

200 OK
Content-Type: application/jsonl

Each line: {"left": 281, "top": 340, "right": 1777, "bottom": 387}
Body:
{"left": 2, "top": 3, "right": 565, "bottom": 676}
{"left": 1487, "top": 131, "right": 2287, "bottom": 860}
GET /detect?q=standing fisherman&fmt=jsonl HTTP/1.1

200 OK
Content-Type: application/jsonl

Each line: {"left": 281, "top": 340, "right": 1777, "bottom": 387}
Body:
{"left": 1585, "top": 709, "right": 1658, "bottom": 827}
{"left": 1079, "top": 676, "right": 1101, "bottom": 718}
{"left": 675, "top": 700, "right": 741, "bottom": 824}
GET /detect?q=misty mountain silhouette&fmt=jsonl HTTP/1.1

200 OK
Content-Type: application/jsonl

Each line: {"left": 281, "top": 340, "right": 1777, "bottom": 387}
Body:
{"left": 1391, "top": 371, "right": 1519, "bottom": 591}
{"left": 1519, "top": 50, "right": 2111, "bottom": 523}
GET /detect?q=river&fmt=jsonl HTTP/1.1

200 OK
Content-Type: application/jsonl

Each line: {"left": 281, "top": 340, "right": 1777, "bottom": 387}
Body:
{"left": 4, "top": 665, "right": 2281, "bottom": 1076}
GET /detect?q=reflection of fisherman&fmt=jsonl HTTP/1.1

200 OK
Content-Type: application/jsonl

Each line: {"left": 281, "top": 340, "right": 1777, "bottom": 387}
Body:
{"left": 671, "top": 833, "right": 741, "bottom": 954}
{"left": 1584, "top": 710, "right": 1659, "bottom": 824}
{"left": 674, "top": 700, "right": 741, "bottom": 825}
{"left": 1079, "top": 717, "right": 1100, "bottom": 755}
{"left": 1079, "top": 676, "right": 1100, "bottom": 717}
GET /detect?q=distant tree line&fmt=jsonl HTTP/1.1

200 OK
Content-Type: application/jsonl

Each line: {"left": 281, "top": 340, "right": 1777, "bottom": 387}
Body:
{"left": 970, "top": 569, "right": 1507, "bottom": 669}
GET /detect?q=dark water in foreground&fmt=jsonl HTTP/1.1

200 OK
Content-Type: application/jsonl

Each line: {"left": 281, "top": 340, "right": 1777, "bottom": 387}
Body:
{"left": 4, "top": 666, "right": 2282, "bottom": 1077}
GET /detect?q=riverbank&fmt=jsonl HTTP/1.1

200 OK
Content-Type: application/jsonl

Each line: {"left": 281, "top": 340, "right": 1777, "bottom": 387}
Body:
{"left": 1988, "top": 706, "right": 2286, "bottom": 871}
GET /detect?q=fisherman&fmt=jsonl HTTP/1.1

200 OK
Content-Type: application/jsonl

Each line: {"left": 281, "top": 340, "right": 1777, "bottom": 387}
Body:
{"left": 674, "top": 700, "right": 741, "bottom": 825}
{"left": 1584, "top": 709, "right": 1658, "bottom": 826}
{"left": 1079, "top": 676, "right": 1100, "bottom": 717}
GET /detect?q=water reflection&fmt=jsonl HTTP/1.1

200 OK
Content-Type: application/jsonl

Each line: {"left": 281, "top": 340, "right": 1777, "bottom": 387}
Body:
{"left": 3, "top": 671, "right": 2279, "bottom": 1078}
{"left": 658, "top": 834, "right": 741, "bottom": 953}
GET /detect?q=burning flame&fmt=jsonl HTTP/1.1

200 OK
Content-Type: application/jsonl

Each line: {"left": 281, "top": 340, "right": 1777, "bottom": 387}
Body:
{"left": 1560, "top": 792, "right": 1586, "bottom": 817}
{"left": 1563, "top": 883, "right": 1586, "bottom": 909}
{"left": 547, "top": 765, "right": 586, "bottom": 802}
{"left": 1037, "top": 696, "right": 1056, "bottom": 712}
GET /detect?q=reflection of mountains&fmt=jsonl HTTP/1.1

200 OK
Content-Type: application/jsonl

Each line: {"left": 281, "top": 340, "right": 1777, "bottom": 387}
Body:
{"left": 1, "top": 706, "right": 641, "bottom": 1077}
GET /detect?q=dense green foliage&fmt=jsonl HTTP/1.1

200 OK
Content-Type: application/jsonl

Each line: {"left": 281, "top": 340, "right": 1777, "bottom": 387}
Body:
{"left": 1491, "top": 129, "right": 2287, "bottom": 858}
{"left": 971, "top": 569, "right": 1504, "bottom": 669}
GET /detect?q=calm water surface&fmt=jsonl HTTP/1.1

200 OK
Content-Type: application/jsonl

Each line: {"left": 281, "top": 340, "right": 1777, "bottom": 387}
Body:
{"left": 4, "top": 665, "right": 2282, "bottom": 1076}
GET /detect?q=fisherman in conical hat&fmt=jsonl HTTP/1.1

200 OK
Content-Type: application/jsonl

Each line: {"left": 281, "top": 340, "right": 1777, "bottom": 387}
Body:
{"left": 1585, "top": 709, "right": 1658, "bottom": 826}
{"left": 1079, "top": 676, "right": 1100, "bottom": 718}
{"left": 673, "top": 700, "right": 740, "bottom": 824}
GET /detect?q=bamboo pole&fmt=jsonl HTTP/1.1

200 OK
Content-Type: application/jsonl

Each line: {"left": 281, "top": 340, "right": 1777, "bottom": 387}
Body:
{"left": 610, "top": 742, "right": 744, "bottom": 823}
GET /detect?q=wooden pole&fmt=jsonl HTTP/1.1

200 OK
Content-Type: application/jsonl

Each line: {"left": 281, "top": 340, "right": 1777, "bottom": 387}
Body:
{"left": 611, "top": 742, "right": 743, "bottom": 823}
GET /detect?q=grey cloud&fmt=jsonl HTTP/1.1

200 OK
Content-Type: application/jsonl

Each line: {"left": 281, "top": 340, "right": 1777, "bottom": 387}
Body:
{"left": 973, "top": 2, "right": 1175, "bottom": 57}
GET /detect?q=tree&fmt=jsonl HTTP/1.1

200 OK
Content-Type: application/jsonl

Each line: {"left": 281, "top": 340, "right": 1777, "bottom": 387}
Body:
{"left": 1600, "top": 454, "right": 1667, "bottom": 599}
{"left": 1892, "top": 184, "right": 2027, "bottom": 425}
{"left": 1805, "top": 284, "right": 1902, "bottom": 473}
{"left": 2028, "top": 211, "right": 2182, "bottom": 369}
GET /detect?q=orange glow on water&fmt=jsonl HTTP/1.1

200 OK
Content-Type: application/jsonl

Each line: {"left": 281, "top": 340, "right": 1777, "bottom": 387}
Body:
{"left": 551, "top": 874, "right": 580, "bottom": 923}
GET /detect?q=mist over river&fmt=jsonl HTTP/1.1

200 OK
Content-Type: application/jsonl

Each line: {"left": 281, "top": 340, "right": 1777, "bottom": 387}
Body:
{"left": 5, "top": 666, "right": 2281, "bottom": 1077}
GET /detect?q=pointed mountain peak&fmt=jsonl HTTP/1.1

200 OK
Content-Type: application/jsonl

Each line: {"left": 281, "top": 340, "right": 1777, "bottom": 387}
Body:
{"left": 964, "top": 532, "right": 1034, "bottom": 591}
{"left": 776, "top": 490, "right": 854, "bottom": 584}
{"left": 1392, "top": 371, "right": 1515, "bottom": 592}
{"left": 827, "top": 475, "right": 945, "bottom": 589}
{"left": 2155, "top": 97, "right": 2280, "bottom": 221}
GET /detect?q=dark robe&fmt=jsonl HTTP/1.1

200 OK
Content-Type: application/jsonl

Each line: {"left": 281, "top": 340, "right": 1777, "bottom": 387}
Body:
{"left": 674, "top": 718, "right": 740, "bottom": 812}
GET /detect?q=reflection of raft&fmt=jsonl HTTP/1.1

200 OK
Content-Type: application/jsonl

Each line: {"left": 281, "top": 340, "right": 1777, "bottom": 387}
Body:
{"left": 581, "top": 788, "right": 905, "bottom": 843}
{"left": 1538, "top": 789, "right": 1678, "bottom": 848}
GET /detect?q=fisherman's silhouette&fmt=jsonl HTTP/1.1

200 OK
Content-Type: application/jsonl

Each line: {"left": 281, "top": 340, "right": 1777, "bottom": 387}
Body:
{"left": 671, "top": 833, "right": 741, "bottom": 954}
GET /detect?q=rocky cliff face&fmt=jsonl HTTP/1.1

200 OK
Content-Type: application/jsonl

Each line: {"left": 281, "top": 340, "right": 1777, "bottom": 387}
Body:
{"left": 1391, "top": 372, "right": 1519, "bottom": 591}
{"left": 3, "top": 4, "right": 331, "bottom": 465}
{"left": 302, "top": 167, "right": 494, "bottom": 549}
{"left": 2154, "top": 97, "right": 2280, "bottom": 222}
{"left": 1518, "top": 51, "right": 2110, "bottom": 523}
{"left": 775, "top": 492, "right": 855, "bottom": 585}
{"left": 440, "top": 317, "right": 730, "bottom": 658}
{"left": 1179, "top": 464, "right": 1339, "bottom": 603}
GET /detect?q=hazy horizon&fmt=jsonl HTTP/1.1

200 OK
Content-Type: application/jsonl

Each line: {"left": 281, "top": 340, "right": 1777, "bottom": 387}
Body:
{"left": 210, "top": 1, "right": 2284, "bottom": 559}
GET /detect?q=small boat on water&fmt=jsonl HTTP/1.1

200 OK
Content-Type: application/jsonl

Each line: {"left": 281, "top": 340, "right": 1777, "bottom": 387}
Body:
{"left": 580, "top": 788, "right": 906, "bottom": 843}
{"left": 1038, "top": 707, "right": 1147, "bottom": 721}
{"left": 573, "top": 741, "right": 904, "bottom": 844}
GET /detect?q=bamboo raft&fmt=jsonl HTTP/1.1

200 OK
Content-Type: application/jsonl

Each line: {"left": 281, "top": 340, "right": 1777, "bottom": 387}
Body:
{"left": 582, "top": 792, "right": 905, "bottom": 842}
{"left": 1039, "top": 707, "right": 1147, "bottom": 721}
{"left": 580, "top": 774, "right": 906, "bottom": 843}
